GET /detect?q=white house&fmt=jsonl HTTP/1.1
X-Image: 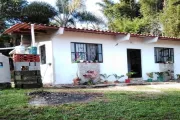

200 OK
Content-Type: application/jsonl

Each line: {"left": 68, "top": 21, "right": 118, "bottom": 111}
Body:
{"left": 4, "top": 23, "right": 180, "bottom": 85}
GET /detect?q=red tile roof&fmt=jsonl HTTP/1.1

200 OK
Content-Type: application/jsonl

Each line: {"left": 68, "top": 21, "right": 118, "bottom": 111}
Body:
{"left": 3, "top": 23, "right": 180, "bottom": 41}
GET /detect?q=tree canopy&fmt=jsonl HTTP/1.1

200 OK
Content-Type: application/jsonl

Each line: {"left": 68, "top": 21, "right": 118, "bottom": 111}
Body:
{"left": 97, "top": 0, "right": 180, "bottom": 37}
{"left": 0, "top": 0, "right": 179, "bottom": 38}
{"left": 0, "top": 0, "right": 27, "bottom": 22}
{"left": 160, "top": 0, "right": 180, "bottom": 37}
{"left": 53, "top": 0, "right": 103, "bottom": 28}
{"left": 21, "top": 1, "right": 57, "bottom": 24}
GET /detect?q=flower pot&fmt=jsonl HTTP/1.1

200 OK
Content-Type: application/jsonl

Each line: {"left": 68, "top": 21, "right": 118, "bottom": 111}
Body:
{"left": 104, "top": 81, "right": 108, "bottom": 84}
{"left": 73, "top": 78, "right": 81, "bottom": 85}
{"left": 114, "top": 80, "right": 120, "bottom": 84}
{"left": 125, "top": 78, "right": 130, "bottom": 83}
{"left": 80, "top": 60, "right": 84, "bottom": 63}
{"left": 147, "top": 78, "right": 153, "bottom": 82}
{"left": 157, "top": 76, "right": 164, "bottom": 82}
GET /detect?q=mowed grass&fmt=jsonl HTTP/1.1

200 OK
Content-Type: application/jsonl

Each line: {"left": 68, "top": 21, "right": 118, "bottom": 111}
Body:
{"left": 1, "top": 88, "right": 180, "bottom": 120}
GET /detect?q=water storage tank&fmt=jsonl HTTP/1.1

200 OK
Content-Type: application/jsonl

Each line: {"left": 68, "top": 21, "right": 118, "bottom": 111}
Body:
{"left": 0, "top": 53, "right": 11, "bottom": 88}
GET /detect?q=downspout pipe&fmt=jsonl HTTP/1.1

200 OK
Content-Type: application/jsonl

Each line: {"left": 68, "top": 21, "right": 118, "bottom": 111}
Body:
{"left": 31, "top": 24, "right": 35, "bottom": 46}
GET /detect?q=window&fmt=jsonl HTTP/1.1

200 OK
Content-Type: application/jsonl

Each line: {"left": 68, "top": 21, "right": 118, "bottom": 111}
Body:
{"left": 40, "top": 45, "right": 46, "bottom": 64}
{"left": 71, "top": 42, "right": 103, "bottom": 63}
{"left": 154, "top": 47, "right": 174, "bottom": 63}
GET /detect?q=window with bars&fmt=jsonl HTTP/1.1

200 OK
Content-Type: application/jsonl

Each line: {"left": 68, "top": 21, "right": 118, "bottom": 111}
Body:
{"left": 40, "top": 45, "right": 46, "bottom": 64}
{"left": 154, "top": 47, "right": 174, "bottom": 63}
{"left": 71, "top": 42, "right": 103, "bottom": 63}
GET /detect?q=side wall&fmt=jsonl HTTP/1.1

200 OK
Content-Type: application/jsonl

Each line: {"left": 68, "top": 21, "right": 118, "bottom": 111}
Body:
{"left": 52, "top": 32, "right": 180, "bottom": 84}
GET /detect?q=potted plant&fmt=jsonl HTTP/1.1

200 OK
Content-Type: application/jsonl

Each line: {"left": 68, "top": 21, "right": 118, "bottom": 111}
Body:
{"left": 103, "top": 80, "right": 108, "bottom": 84}
{"left": 73, "top": 72, "right": 81, "bottom": 85}
{"left": 125, "top": 72, "right": 136, "bottom": 83}
{"left": 100, "top": 74, "right": 111, "bottom": 84}
{"left": 155, "top": 72, "right": 165, "bottom": 82}
{"left": 177, "top": 74, "right": 180, "bottom": 80}
{"left": 83, "top": 70, "right": 97, "bottom": 85}
{"left": 113, "top": 74, "right": 124, "bottom": 84}
{"left": 146, "top": 72, "right": 154, "bottom": 82}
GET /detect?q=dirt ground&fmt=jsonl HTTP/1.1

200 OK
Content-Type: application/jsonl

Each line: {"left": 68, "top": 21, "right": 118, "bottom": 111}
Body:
{"left": 29, "top": 83, "right": 180, "bottom": 106}
{"left": 28, "top": 91, "right": 103, "bottom": 106}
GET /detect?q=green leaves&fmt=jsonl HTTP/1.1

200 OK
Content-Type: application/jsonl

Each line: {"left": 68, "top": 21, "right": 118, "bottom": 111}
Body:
{"left": 100, "top": 74, "right": 111, "bottom": 80}
{"left": 21, "top": 1, "right": 57, "bottom": 24}
{"left": 98, "top": 0, "right": 180, "bottom": 37}
{"left": 160, "top": 0, "right": 180, "bottom": 37}
{"left": 0, "top": 0, "right": 27, "bottom": 21}
{"left": 53, "top": 0, "right": 103, "bottom": 28}
{"left": 113, "top": 74, "right": 124, "bottom": 80}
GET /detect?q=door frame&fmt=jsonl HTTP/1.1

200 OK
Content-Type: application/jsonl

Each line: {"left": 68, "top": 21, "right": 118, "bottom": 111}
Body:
{"left": 127, "top": 48, "right": 142, "bottom": 78}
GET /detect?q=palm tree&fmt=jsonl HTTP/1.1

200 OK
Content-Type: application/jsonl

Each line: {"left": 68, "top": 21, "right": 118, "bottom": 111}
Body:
{"left": 21, "top": 1, "right": 57, "bottom": 24}
{"left": 53, "top": 0, "right": 103, "bottom": 28}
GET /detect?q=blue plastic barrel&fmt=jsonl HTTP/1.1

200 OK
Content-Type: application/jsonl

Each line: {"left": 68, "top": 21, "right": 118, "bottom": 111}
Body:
{"left": 30, "top": 47, "right": 37, "bottom": 55}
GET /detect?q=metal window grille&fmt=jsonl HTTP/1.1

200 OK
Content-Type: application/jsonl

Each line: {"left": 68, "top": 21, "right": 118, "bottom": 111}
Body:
{"left": 154, "top": 47, "right": 174, "bottom": 63}
{"left": 40, "top": 45, "right": 46, "bottom": 64}
{"left": 71, "top": 42, "right": 103, "bottom": 63}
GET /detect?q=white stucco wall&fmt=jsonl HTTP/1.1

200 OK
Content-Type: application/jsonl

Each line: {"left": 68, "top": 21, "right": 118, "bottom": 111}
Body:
{"left": 51, "top": 32, "right": 180, "bottom": 84}
{"left": 36, "top": 35, "right": 54, "bottom": 84}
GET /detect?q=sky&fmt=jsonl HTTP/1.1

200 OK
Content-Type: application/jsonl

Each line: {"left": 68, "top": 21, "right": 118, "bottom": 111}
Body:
{"left": 27, "top": 0, "right": 119, "bottom": 16}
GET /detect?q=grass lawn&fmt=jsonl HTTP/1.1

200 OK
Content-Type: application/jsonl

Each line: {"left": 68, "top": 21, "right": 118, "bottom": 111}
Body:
{"left": 1, "top": 87, "right": 180, "bottom": 120}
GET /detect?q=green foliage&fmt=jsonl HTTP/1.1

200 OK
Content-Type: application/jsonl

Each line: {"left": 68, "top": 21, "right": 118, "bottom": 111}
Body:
{"left": 173, "top": 1, "right": 180, "bottom": 6}
{"left": 0, "top": 0, "right": 28, "bottom": 21}
{"left": 139, "top": 0, "right": 163, "bottom": 17}
{"left": 177, "top": 74, "right": 180, "bottom": 79}
{"left": 100, "top": 74, "right": 111, "bottom": 80}
{"left": 126, "top": 72, "right": 136, "bottom": 78}
{"left": 98, "top": 0, "right": 140, "bottom": 20}
{"left": 97, "top": 0, "right": 180, "bottom": 37}
{"left": 53, "top": 0, "right": 102, "bottom": 28}
{"left": 154, "top": 72, "right": 169, "bottom": 77}
{"left": 0, "top": 0, "right": 27, "bottom": 33}
{"left": 160, "top": 0, "right": 180, "bottom": 37}
{"left": 146, "top": 72, "right": 154, "bottom": 78}
{"left": 98, "top": 0, "right": 164, "bottom": 35}
{"left": 21, "top": 1, "right": 57, "bottom": 24}
{"left": 113, "top": 74, "right": 124, "bottom": 80}
{"left": 110, "top": 18, "right": 146, "bottom": 33}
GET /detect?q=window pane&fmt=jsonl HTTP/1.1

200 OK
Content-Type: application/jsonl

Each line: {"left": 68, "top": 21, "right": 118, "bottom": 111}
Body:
{"left": 98, "top": 44, "right": 102, "bottom": 53}
{"left": 71, "top": 42, "right": 103, "bottom": 63}
{"left": 76, "top": 43, "right": 85, "bottom": 52}
{"left": 40, "top": 45, "right": 46, "bottom": 64}
{"left": 98, "top": 54, "right": 103, "bottom": 62}
{"left": 71, "top": 43, "right": 75, "bottom": 52}
{"left": 87, "top": 44, "right": 97, "bottom": 61}
{"left": 154, "top": 47, "right": 174, "bottom": 63}
{"left": 71, "top": 53, "right": 75, "bottom": 62}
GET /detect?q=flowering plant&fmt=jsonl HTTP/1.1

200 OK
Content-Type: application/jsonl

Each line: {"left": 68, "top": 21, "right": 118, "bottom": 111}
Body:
{"left": 83, "top": 71, "right": 97, "bottom": 80}
{"left": 83, "top": 71, "right": 98, "bottom": 85}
